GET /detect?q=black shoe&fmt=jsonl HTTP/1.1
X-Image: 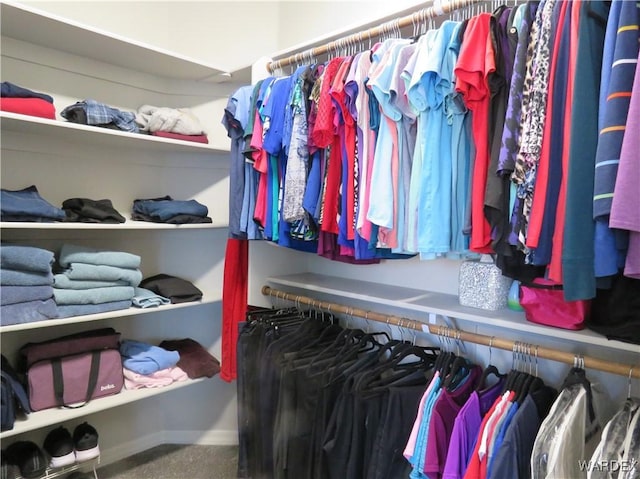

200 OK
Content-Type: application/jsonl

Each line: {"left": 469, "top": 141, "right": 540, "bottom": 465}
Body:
{"left": 72, "top": 422, "right": 100, "bottom": 462}
{"left": 43, "top": 426, "right": 75, "bottom": 468}
{"left": 1, "top": 449, "right": 20, "bottom": 479}
{"left": 4, "top": 441, "right": 46, "bottom": 479}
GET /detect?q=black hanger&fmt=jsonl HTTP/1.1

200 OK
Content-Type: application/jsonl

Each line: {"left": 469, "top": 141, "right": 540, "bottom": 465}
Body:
{"left": 442, "top": 356, "right": 469, "bottom": 390}
{"left": 476, "top": 364, "right": 506, "bottom": 392}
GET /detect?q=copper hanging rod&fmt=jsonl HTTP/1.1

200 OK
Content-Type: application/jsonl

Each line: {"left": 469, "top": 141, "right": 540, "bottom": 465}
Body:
{"left": 261, "top": 285, "right": 640, "bottom": 379}
{"left": 267, "top": 0, "right": 483, "bottom": 73}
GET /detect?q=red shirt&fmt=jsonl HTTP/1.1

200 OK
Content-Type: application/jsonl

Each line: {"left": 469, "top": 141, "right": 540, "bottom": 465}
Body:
{"left": 455, "top": 14, "right": 496, "bottom": 254}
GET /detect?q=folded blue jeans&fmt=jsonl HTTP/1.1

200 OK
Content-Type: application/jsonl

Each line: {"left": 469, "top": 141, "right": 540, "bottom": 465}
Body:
{"left": 1, "top": 186, "right": 65, "bottom": 221}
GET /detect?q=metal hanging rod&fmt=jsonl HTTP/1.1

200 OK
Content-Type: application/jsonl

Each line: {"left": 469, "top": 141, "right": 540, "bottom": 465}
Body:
{"left": 261, "top": 285, "right": 640, "bottom": 380}
{"left": 267, "top": 0, "right": 484, "bottom": 73}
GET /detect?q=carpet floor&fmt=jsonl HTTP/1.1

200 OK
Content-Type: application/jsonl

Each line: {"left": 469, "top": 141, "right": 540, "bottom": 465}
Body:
{"left": 96, "top": 444, "right": 238, "bottom": 479}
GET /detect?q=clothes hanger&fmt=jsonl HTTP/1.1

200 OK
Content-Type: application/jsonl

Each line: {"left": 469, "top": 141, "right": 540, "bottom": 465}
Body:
{"left": 561, "top": 354, "right": 598, "bottom": 425}
{"left": 476, "top": 336, "right": 507, "bottom": 392}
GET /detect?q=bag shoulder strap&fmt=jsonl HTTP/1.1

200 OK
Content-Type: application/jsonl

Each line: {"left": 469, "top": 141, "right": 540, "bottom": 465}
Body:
{"left": 52, "top": 350, "right": 102, "bottom": 409}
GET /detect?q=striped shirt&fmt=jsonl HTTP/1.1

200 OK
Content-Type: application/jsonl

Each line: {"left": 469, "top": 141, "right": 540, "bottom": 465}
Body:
{"left": 593, "top": 0, "right": 640, "bottom": 219}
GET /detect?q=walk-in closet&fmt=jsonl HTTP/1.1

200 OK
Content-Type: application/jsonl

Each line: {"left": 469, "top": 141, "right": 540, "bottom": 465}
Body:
{"left": 1, "top": 1, "right": 638, "bottom": 478}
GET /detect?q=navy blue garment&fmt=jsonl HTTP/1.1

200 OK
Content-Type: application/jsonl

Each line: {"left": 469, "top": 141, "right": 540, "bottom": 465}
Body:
{"left": 132, "top": 195, "right": 208, "bottom": 222}
{"left": 531, "top": 0, "right": 572, "bottom": 267}
{"left": 1, "top": 82, "right": 53, "bottom": 103}
{"left": 1, "top": 185, "right": 65, "bottom": 222}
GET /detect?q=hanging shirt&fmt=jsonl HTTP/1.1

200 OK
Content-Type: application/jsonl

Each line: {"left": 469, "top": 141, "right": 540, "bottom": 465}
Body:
{"left": 415, "top": 22, "right": 461, "bottom": 258}
{"left": 595, "top": 0, "right": 640, "bottom": 279}
{"left": 560, "top": 0, "right": 609, "bottom": 300}
{"left": 455, "top": 13, "right": 496, "bottom": 254}
{"left": 282, "top": 66, "right": 310, "bottom": 223}
{"left": 406, "top": 30, "right": 437, "bottom": 254}
{"left": 610, "top": 52, "right": 640, "bottom": 279}
{"left": 526, "top": 0, "right": 571, "bottom": 264}
{"left": 442, "top": 379, "right": 504, "bottom": 479}
{"left": 367, "top": 39, "right": 410, "bottom": 250}
{"left": 424, "top": 365, "right": 481, "bottom": 479}
{"left": 223, "top": 85, "right": 253, "bottom": 239}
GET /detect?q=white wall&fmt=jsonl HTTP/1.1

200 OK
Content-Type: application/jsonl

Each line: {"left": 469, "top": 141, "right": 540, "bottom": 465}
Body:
{"left": 18, "top": 1, "right": 281, "bottom": 70}
{"left": 275, "top": 0, "right": 428, "bottom": 51}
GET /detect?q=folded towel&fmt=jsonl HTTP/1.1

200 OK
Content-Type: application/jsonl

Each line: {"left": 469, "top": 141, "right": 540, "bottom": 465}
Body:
{"left": 0, "top": 299, "right": 58, "bottom": 325}
{"left": 132, "top": 287, "right": 171, "bottom": 309}
{"left": 1, "top": 285, "right": 53, "bottom": 306}
{"left": 53, "top": 274, "right": 128, "bottom": 290}
{"left": 58, "top": 244, "right": 141, "bottom": 269}
{"left": 1, "top": 269, "right": 54, "bottom": 286}
{"left": 139, "top": 274, "right": 202, "bottom": 304}
{"left": 136, "top": 105, "right": 205, "bottom": 135}
{"left": 53, "top": 286, "right": 134, "bottom": 305}
{"left": 0, "top": 245, "right": 54, "bottom": 274}
{"left": 120, "top": 339, "right": 180, "bottom": 375}
{"left": 63, "top": 263, "right": 142, "bottom": 286}
{"left": 56, "top": 300, "right": 132, "bottom": 319}
{"left": 123, "top": 366, "right": 188, "bottom": 390}
{"left": 159, "top": 338, "right": 221, "bottom": 379}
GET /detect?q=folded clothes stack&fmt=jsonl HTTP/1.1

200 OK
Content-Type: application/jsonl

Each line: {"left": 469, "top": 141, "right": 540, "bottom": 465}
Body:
{"left": 61, "top": 99, "right": 139, "bottom": 133}
{"left": 0, "top": 81, "right": 56, "bottom": 119}
{"left": 62, "top": 197, "right": 126, "bottom": 224}
{"left": 0, "top": 245, "right": 58, "bottom": 326}
{"left": 135, "top": 104, "right": 208, "bottom": 143}
{"left": 119, "top": 339, "right": 187, "bottom": 390}
{"left": 1, "top": 185, "right": 66, "bottom": 222}
{"left": 132, "top": 195, "right": 212, "bottom": 224}
{"left": 158, "top": 338, "right": 221, "bottom": 379}
{"left": 139, "top": 274, "right": 203, "bottom": 304}
{"left": 53, "top": 244, "right": 141, "bottom": 318}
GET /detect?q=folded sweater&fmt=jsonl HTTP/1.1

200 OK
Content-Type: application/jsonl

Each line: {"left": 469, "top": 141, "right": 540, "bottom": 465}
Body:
{"left": 136, "top": 105, "right": 205, "bottom": 135}
{"left": 120, "top": 339, "right": 180, "bottom": 375}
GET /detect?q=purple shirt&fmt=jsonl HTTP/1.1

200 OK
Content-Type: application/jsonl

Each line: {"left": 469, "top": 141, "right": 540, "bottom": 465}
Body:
{"left": 424, "top": 366, "right": 482, "bottom": 479}
{"left": 442, "top": 378, "right": 505, "bottom": 479}
{"left": 610, "top": 51, "right": 640, "bottom": 279}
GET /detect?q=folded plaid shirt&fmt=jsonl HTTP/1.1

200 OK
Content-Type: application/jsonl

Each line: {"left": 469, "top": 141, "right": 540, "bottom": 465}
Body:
{"left": 61, "top": 99, "right": 139, "bottom": 133}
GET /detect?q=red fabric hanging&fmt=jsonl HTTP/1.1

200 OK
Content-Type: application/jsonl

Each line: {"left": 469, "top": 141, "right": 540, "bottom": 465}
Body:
{"left": 220, "top": 238, "right": 248, "bottom": 382}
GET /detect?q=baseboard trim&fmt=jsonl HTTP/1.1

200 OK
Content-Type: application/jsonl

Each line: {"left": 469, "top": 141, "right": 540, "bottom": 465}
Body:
{"left": 164, "top": 429, "right": 239, "bottom": 446}
{"left": 98, "top": 430, "right": 238, "bottom": 467}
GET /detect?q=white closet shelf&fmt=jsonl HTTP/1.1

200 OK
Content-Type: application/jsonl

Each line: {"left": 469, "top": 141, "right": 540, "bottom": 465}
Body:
{"left": 0, "top": 298, "right": 217, "bottom": 333}
{"left": 1, "top": 218, "right": 226, "bottom": 231}
{"left": 267, "top": 273, "right": 640, "bottom": 354}
{"left": 0, "top": 112, "right": 229, "bottom": 155}
{"left": 0, "top": 377, "right": 208, "bottom": 439}
{"left": 0, "top": 2, "right": 231, "bottom": 82}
